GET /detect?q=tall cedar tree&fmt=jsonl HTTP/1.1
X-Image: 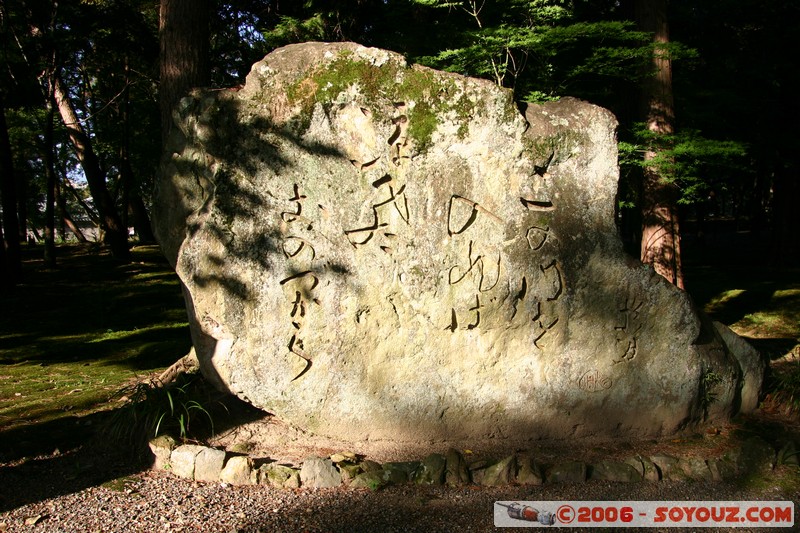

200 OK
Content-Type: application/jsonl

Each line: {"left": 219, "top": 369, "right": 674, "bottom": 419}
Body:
{"left": 635, "top": 0, "right": 683, "bottom": 288}
{"left": 156, "top": 0, "right": 211, "bottom": 383}
{"left": 159, "top": 0, "right": 210, "bottom": 146}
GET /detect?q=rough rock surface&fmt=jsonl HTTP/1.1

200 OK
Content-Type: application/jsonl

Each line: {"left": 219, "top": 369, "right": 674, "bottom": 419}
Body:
{"left": 154, "top": 41, "right": 763, "bottom": 443}
{"left": 299, "top": 456, "right": 341, "bottom": 488}
{"left": 219, "top": 455, "right": 252, "bottom": 485}
{"left": 170, "top": 444, "right": 205, "bottom": 480}
{"left": 194, "top": 446, "right": 226, "bottom": 482}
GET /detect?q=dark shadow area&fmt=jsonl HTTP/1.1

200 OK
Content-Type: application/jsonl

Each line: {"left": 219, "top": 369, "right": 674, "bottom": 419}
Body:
{"left": 0, "top": 244, "right": 190, "bottom": 367}
{"left": 0, "top": 411, "right": 111, "bottom": 464}
{"left": 683, "top": 224, "right": 800, "bottom": 327}
{"left": 0, "top": 377, "right": 267, "bottom": 512}
{"left": 162, "top": 93, "right": 354, "bottom": 305}
{"left": 0, "top": 324, "right": 191, "bottom": 369}
{"left": 0, "top": 244, "right": 193, "bottom": 477}
{"left": 747, "top": 337, "right": 800, "bottom": 362}
{"left": 0, "top": 410, "right": 149, "bottom": 513}
{"left": 233, "top": 484, "right": 799, "bottom": 533}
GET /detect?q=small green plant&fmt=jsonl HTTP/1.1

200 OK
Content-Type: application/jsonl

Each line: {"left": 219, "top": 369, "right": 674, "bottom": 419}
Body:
{"left": 108, "top": 374, "right": 222, "bottom": 444}
{"left": 699, "top": 369, "right": 723, "bottom": 417}
{"left": 767, "top": 348, "right": 800, "bottom": 415}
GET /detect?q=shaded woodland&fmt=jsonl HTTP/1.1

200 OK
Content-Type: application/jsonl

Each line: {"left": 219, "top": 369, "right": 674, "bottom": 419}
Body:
{"left": 0, "top": 0, "right": 798, "bottom": 283}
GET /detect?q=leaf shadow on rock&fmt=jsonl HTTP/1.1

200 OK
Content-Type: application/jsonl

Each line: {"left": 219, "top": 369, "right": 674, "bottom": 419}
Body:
{"left": 157, "top": 92, "right": 353, "bottom": 393}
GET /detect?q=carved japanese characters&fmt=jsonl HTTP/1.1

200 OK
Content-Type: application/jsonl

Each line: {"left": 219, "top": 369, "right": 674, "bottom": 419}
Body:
{"left": 154, "top": 42, "right": 762, "bottom": 443}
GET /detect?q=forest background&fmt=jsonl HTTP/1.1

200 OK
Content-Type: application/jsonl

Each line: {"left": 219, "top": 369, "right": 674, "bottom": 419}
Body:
{"left": 0, "top": 0, "right": 799, "bottom": 440}
{"left": 0, "top": 0, "right": 798, "bottom": 283}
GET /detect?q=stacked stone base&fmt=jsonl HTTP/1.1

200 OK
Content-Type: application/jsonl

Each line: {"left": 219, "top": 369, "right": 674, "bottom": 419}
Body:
{"left": 148, "top": 436, "right": 789, "bottom": 489}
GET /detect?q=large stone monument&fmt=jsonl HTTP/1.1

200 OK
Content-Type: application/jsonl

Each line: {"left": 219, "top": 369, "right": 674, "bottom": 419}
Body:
{"left": 155, "top": 42, "right": 763, "bottom": 443}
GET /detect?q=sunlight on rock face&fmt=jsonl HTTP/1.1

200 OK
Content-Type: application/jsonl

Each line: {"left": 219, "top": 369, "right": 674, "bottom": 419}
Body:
{"left": 154, "top": 42, "right": 763, "bottom": 443}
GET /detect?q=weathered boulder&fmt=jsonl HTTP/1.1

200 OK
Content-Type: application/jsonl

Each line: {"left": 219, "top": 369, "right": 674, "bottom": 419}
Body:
{"left": 148, "top": 435, "right": 176, "bottom": 470}
{"left": 194, "top": 447, "right": 226, "bottom": 482}
{"left": 170, "top": 444, "right": 205, "bottom": 480}
{"left": 516, "top": 454, "right": 545, "bottom": 485}
{"left": 478, "top": 455, "right": 516, "bottom": 486}
{"left": 713, "top": 321, "right": 765, "bottom": 412}
{"left": 588, "top": 460, "right": 642, "bottom": 483}
{"left": 445, "top": 448, "right": 471, "bottom": 486}
{"left": 300, "top": 456, "right": 341, "bottom": 488}
{"left": 624, "top": 455, "right": 660, "bottom": 482}
{"left": 414, "top": 453, "right": 447, "bottom": 485}
{"left": 219, "top": 455, "right": 253, "bottom": 485}
{"left": 155, "top": 41, "right": 763, "bottom": 443}
{"left": 547, "top": 461, "right": 587, "bottom": 483}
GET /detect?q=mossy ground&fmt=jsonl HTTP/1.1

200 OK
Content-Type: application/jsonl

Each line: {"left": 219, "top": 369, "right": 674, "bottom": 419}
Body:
{"left": 0, "top": 244, "right": 191, "bottom": 457}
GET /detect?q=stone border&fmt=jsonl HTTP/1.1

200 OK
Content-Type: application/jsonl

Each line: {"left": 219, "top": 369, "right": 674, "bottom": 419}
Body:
{"left": 148, "top": 436, "right": 797, "bottom": 489}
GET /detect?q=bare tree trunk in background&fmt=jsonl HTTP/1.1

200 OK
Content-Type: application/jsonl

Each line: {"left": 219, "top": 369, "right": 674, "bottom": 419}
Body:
{"left": 55, "top": 176, "right": 87, "bottom": 243}
{"left": 16, "top": 169, "right": 27, "bottom": 244}
{"left": 159, "top": 0, "right": 210, "bottom": 147}
{"left": 43, "top": 99, "right": 57, "bottom": 265}
{"left": 130, "top": 192, "right": 156, "bottom": 243}
{"left": 0, "top": 214, "right": 6, "bottom": 290}
{"left": 120, "top": 55, "right": 156, "bottom": 244}
{"left": 0, "top": 97, "right": 21, "bottom": 284}
{"left": 636, "top": 0, "right": 684, "bottom": 289}
{"left": 60, "top": 169, "right": 99, "bottom": 225}
{"left": 53, "top": 73, "right": 130, "bottom": 261}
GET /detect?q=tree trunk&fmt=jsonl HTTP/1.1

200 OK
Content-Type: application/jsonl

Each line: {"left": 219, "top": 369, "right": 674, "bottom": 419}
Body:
{"left": 53, "top": 73, "right": 130, "bottom": 261}
{"left": 57, "top": 179, "right": 66, "bottom": 240}
{"left": 60, "top": 170, "right": 99, "bottom": 224}
{"left": 159, "top": 0, "right": 210, "bottom": 147}
{"left": 16, "top": 170, "right": 28, "bottom": 244}
{"left": 55, "top": 176, "right": 87, "bottom": 243}
{"left": 0, "top": 97, "right": 21, "bottom": 284}
{"left": 129, "top": 192, "right": 156, "bottom": 243}
{"left": 118, "top": 55, "right": 156, "bottom": 244}
{"left": 635, "top": 0, "right": 684, "bottom": 289}
{"left": 0, "top": 212, "right": 6, "bottom": 291}
{"left": 43, "top": 101, "right": 57, "bottom": 265}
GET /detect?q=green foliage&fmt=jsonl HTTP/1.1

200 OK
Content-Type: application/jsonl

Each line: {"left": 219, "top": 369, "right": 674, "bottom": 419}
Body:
{"left": 409, "top": 0, "right": 651, "bottom": 105}
{"left": 767, "top": 350, "right": 800, "bottom": 416}
{"left": 699, "top": 369, "right": 723, "bottom": 414}
{"left": 619, "top": 125, "right": 747, "bottom": 207}
{"left": 261, "top": 0, "right": 389, "bottom": 47}
{"left": 108, "top": 375, "right": 220, "bottom": 443}
{"left": 412, "top": 0, "right": 571, "bottom": 88}
{"left": 552, "top": 21, "right": 651, "bottom": 79}
{"left": 263, "top": 15, "right": 328, "bottom": 48}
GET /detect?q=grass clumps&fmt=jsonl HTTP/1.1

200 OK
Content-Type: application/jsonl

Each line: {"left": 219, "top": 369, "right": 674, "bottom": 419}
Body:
{"left": 108, "top": 374, "right": 223, "bottom": 445}
{"left": 763, "top": 348, "right": 800, "bottom": 416}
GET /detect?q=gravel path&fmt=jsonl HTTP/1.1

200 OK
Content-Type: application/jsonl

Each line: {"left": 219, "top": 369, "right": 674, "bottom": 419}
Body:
{"left": 2, "top": 467, "right": 798, "bottom": 533}
{"left": 2, "top": 408, "right": 799, "bottom": 532}
{"left": 2, "top": 440, "right": 798, "bottom": 533}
